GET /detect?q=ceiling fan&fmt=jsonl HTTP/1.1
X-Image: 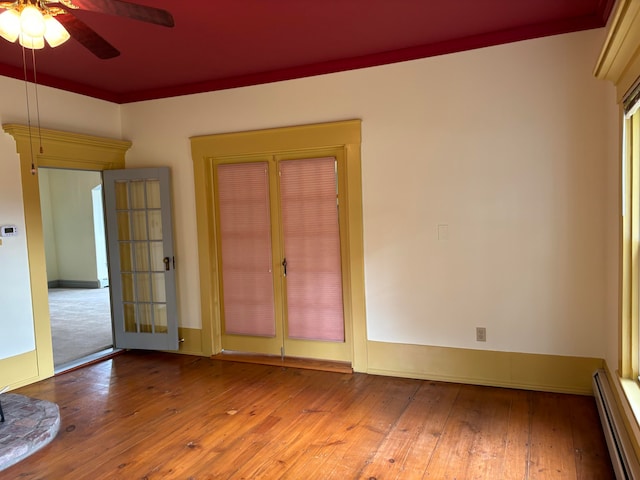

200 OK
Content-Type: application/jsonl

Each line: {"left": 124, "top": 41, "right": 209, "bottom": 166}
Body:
{"left": 0, "top": 0, "right": 174, "bottom": 59}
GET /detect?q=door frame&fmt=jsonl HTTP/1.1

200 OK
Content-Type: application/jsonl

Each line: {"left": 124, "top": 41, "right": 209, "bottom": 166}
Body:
{"left": 190, "top": 120, "right": 368, "bottom": 372}
{"left": 3, "top": 123, "right": 130, "bottom": 383}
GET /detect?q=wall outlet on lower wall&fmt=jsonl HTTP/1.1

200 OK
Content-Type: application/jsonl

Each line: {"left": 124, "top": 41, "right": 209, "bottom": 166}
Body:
{"left": 476, "top": 327, "right": 487, "bottom": 342}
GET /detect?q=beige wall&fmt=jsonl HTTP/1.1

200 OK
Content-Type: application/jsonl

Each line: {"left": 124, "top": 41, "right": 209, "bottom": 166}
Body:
{"left": 39, "top": 169, "right": 59, "bottom": 281}
{"left": 40, "top": 168, "right": 103, "bottom": 284}
{"left": 0, "top": 113, "right": 34, "bottom": 360}
{"left": 122, "top": 28, "right": 619, "bottom": 360}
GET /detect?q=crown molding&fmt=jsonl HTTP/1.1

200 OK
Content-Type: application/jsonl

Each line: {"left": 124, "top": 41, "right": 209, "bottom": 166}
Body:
{"left": 594, "top": 0, "right": 640, "bottom": 100}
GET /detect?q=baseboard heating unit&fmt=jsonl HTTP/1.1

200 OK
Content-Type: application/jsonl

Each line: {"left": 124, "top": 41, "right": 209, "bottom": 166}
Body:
{"left": 593, "top": 369, "right": 640, "bottom": 479}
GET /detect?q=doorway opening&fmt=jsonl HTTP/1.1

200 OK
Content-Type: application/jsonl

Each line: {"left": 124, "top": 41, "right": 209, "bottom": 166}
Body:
{"left": 38, "top": 168, "right": 116, "bottom": 372}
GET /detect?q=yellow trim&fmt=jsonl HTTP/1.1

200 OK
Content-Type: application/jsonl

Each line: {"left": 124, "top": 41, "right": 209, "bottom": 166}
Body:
{"left": 175, "top": 327, "right": 204, "bottom": 356}
{"left": 604, "top": 364, "right": 640, "bottom": 463}
{"left": 190, "top": 120, "right": 367, "bottom": 371}
{"left": 1, "top": 124, "right": 130, "bottom": 387}
{"left": 594, "top": 0, "right": 640, "bottom": 100}
{"left": 368, "top": 341, "right": 603, "bottom": 395}
{"left": 625, "top": 112, "right": 640, "bottom": 379}
{"left": 191, "top": 149, "right": 218, "bottom": 357}
{"left": 0, "top": 351, "right": 39, "bottom": 391}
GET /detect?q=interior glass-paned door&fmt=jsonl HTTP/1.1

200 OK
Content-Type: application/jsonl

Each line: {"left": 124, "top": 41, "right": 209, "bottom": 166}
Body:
{"left": 103, "top": 167, "right": 178, "bottom": 351}
{"left": 279, "top": 157, "right": 345, "bottom": 342}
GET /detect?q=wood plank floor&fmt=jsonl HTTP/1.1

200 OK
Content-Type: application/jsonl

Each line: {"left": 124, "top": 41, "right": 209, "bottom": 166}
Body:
{"left": 4, "top": 351, "right": 614, "bottom": 479}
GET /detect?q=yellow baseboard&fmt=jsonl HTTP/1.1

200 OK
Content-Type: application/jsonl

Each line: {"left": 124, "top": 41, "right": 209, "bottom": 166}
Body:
{"left": 0, "top": 350, "right": 41, "bottom": 391}
{"left": 367, "top": 341, "right": 603, "bottom": 395}
{"left": 174, "top": 327, "right": 205, "bottom": 356}
{"left": 170, "top": 332, "right": 601, "bottom": 394}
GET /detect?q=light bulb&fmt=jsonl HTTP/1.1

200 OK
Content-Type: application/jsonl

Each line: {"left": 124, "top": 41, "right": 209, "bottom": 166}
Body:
{"left": 0, "top": 9, "right": 21, "bottom": 43}
{"left": 44, "top": 15, "right": 69, "bottom": 47}
{"left": 20, "top": 5, "right": 45, "bottom": 38}
{"left": 19, "top": 32, "right": 45, "bottom": 49}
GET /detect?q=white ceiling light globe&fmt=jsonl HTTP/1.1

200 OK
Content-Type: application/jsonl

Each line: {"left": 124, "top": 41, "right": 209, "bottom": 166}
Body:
{"left": 19, "top": 32, "right": 45, "bottom": 49}
{"left": 0, "top": 9, "right": 21, "bottom": 43}
{"left": 20, "top": 5, "right": 46, "bottom": 38}
{"left": 44, "top": 15, "right": 70, "bottom": 47}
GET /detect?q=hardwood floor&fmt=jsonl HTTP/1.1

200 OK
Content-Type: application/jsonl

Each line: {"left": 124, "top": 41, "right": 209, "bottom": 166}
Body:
{"left": 5, "top": 351, "right": 613, "bottom": 479}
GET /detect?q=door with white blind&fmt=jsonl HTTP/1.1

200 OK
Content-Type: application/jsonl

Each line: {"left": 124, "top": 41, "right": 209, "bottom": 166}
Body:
{"left": 215, "top": 155, "right": 349, "bottom": 362}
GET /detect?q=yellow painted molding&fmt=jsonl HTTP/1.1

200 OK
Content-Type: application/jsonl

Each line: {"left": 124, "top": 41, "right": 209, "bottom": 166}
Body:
{"left": 604, "top": 363, "right": 640, "bottom": 463}
{"left": 594, "top": 0, "right": 640, "bottom": 100}
{"left": 174, "top": 327, "right": 205, "bottom": 356}
{"left": 367, "top": 341, "right": 604, "bottom": 395}
{"left": 191, "top": 142, "right": 221, "bottom": 357}
{"left": 3, "top": 124, "right": 131, "bottom": 169}
{"left": 0, "top": 350, "right": 39, "bottom": 391}
{"left": 2, "top": 124, "right": 131, "bottom": 388}
{"left": 190, "top": 119, "right": 361, "bottom": 157}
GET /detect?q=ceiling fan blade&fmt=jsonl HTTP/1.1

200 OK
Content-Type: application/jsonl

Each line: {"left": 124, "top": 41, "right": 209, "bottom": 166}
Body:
{"left": 63, "top": 0, "right": 174, "bottom": 27}
{"left": 56, "top": 13, "right": 120, "bottom": 59}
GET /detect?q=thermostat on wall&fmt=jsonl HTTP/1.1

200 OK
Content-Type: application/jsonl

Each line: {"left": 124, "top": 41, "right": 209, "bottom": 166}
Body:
{"left": 0, "top": 225, "right": 17, "bottom": 237}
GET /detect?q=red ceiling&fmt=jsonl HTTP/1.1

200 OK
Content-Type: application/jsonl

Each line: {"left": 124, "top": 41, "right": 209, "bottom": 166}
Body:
{"left": 0, "top": 0, "right": 615, "bottom": 104}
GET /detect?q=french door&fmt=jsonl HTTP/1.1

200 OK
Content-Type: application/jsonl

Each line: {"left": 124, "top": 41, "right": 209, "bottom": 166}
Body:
{"left": 103, "top": 167, "right": 179, "bottom": 351}
{"left": 215, "top": 154, "right": 349, "bottom": 362}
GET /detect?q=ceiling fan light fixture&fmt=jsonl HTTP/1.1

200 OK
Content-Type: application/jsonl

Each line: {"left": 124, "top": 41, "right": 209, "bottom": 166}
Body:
{"left": 0, "top": 9, "right": 21, "bottom": 43}
{"left": 44, "top": 15, "right": 70, "bottom": 47}
{"left": 19, "top": 31, "right": 45, "bottom": 49}
{"left": 20, "top": 4, "right": 45, "bottom": 38}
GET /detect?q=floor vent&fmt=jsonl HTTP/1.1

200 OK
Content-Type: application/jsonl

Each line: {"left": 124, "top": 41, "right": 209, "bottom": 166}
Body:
{"left": 593, "top": 369, "right": 640, "bottom": 479}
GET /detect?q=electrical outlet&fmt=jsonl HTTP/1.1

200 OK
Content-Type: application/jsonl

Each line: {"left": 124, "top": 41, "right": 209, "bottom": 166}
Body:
{"left": 476, "top": 327, "right": 486, "bottom": 342}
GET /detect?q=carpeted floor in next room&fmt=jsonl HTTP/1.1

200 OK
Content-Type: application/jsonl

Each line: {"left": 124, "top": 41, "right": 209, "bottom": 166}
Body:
{"left": 48, "top": 287, "right": 113, "bottom": 366}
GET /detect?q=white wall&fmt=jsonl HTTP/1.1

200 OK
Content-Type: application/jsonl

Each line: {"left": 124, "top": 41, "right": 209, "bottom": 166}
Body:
{"left": 92, "top": 185, "right": 109, "bottom": 286}
{"left": 44, "top": 169, "right": 102, "bottom": 283}
{"left": 39, "top": 168, "right": 59, "bottom": 282}
{"left": 121, "top": 29, "right": 619, "bottom": 359}
{"left": 0, "top": 121, "right": 34, "bottom": 360}
{"left": 0, "top": 76, "right": 121, "bottom": 361}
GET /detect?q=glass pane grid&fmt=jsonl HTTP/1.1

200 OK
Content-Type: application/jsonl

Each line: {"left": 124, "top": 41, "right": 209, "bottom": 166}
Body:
{"left": 117, "top": 178, "right": 166, "bottom": 336}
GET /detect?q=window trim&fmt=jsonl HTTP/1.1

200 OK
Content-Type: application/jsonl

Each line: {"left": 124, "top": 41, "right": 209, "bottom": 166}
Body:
{"left": 621, "top": 105, "right": 640, "bottom": 380}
